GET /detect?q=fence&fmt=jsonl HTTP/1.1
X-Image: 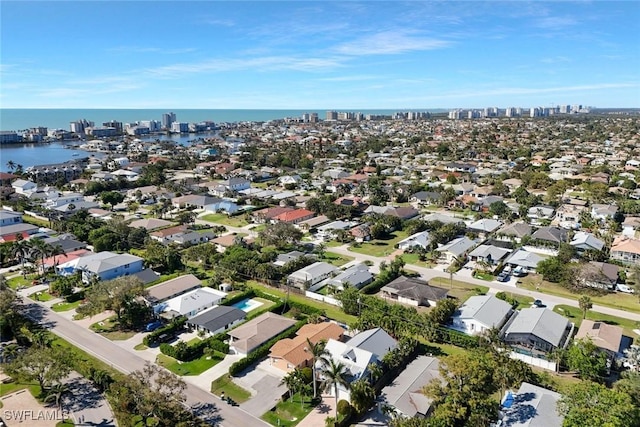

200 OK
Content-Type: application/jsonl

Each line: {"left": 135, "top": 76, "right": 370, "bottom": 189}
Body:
{"left": 305, "top": 291, "right": 341, "bottom": 307}
{"left": 509, "top": 350, "right": 557, "bottom": 371}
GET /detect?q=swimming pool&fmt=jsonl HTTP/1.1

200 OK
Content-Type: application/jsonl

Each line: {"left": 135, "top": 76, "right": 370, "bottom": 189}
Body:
{"left": 231, "top": 298, "right": 264, "bottom": 312}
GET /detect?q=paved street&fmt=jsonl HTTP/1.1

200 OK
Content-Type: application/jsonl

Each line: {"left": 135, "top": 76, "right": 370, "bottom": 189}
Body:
{"left": 328, "top": 244, "right": 640, "bottom": 322}
{"left": 21, "top": 302, "right": 270, "bottom": 427}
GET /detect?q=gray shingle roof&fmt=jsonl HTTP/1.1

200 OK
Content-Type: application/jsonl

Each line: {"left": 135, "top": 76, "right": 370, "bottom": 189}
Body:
{"left": 454, "top": 295, "right": 513, "bottom": 329}
{"left": 187, "top": 305, "right": 246, "bottom": 333}
{"left": 501, "top": 382, "right": 564, "bottom": 427}
{"left": 346, "top": 327, "right": 397, "bottom": 357}
{"left": 381, "top": 356, "right": 440, "bottom": 417}
{"left": 505, "top": 308, "right": 570, "bottom": 348}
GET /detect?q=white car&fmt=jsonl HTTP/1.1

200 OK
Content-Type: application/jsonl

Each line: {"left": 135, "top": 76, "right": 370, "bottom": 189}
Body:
{"left": 616, "top": 284, "right": 635, "bottom": 294}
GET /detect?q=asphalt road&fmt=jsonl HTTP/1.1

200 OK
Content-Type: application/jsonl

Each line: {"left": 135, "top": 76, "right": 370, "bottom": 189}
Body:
{"left": 328, "top": 244, "right": 640, "bottom": 322}
{"left": 21, "top": 302, "right": 269, "bottom": 427}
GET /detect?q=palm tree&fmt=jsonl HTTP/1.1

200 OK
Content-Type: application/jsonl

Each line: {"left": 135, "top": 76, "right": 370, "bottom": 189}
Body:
{"left": 44, "top": 382, "right": 70, "bottom": 410}
{"left": 321, "top": 359, "right": 350, "bottom": 419}
{"left": 6, "top": 160, "right": 16, "bottom": 172}
{"left": 306, "top": 338, "right": 329, "bottom": 399}
{"left": 10, "top": 236, "right": 32, "bottom": 276}
{"left": 30, "top": 238, "right": 53, "bottom": 278}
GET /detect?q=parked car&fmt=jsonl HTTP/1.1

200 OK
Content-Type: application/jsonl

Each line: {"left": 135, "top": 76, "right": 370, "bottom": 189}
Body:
{"left": 616, "top": 284, "right": 635, "bottom": 294}
{"left": 145, "top": 321, "right": 163, "bottom": 332}
{"left": 533, "top": 299, "right": 545, "bottom": 308}
{"left": 496, "top": 272, "right": 510, "bottom": 282}
{"left": 512, "top": 266, "right": 527, "bottom": 277}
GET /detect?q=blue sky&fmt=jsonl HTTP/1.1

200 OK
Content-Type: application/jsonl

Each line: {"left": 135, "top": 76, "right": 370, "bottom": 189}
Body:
{"left": 1, "top": 1, "right": 639, "bottom": 109}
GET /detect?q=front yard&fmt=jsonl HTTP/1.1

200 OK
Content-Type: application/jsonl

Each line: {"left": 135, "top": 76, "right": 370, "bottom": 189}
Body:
{"left": 321, "top": 251, "right": 354, "bottom": 267}
{"left": 261, "top": 394, "right": 317, "bottom": 427}
{"left": 90, "top": 316, "right": 137, "bottom": 340}
{"left": 348, "top": 230, "right": 409, "bottom": 257}
{"left": 51, "top": 299, "right": 82, "bottom": 312}
{"left": 428, "top": 277, "right": 489, "bottom": 302}
{"left": 200, "top": 213, "right": 249, "bottom": 228}
{"left": 210, "top": 374, "right": 251, "bottom": 403}
{"left": 156, "top": 353, "right": 222, "bottom": 376}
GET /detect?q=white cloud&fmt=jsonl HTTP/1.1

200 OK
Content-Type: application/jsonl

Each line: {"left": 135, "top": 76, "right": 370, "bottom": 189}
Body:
{"left": 533, "top": 16, "right": 577, "bottom": 29}
{"left": 333, "top": 30, "right": 452, "bottom": 56}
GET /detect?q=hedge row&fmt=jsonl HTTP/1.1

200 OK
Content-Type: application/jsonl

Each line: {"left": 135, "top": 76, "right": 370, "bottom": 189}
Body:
{"left": 229, "top": 319, "right": 306, "bottom": 376}
{"left": 221, "top": 289, "right": 256, "bottom": 306}
{"left": 361, "top": 270, "right": 400, "bottom": 295}
{"left": 143, "top": 317, "right": 187, "bottom": 346}
{"left": 429, "top": 327, "right": 481, "bottom": 349}
{"left": 160, "top": 336, "right": 229, "bottom": 362}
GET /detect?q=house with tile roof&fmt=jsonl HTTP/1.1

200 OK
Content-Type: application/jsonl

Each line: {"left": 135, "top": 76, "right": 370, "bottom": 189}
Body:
{"left": 610, "top": 236, "right": 640, "bottom": 265}
{"left": 269, "top": 322, "right": 345, "bottom": 372}
{"left": 273, "top": 208, "right": 315, "bottom": 224}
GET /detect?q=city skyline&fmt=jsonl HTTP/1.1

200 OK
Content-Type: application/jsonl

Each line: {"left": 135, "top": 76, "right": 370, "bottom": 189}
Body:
{"left": 1, "top": 1, "right": 639, "bottom": 109}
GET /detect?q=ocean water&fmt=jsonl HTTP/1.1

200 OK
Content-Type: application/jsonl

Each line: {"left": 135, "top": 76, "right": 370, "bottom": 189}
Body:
{"left": 0, "top": 108, "right": 442, "bottom": 131}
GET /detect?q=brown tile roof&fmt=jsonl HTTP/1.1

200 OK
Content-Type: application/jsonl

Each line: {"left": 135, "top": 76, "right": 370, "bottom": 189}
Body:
{"left": 269, "top": 322, "right": 345, "bottom": 367}
{"left": 274, "top": 208, "right": 314, "bottom": 222}
{"left": 150, "top": 225, "right": 187, "bottom": 238}
{"left": 229, "top": 312, "right": 297, "bottom": 354}
{"left": 253, "top": 206, "right": 294, "bottom": 220}
{"left": 574, "top": 320, "right": 623, "bottom": 353}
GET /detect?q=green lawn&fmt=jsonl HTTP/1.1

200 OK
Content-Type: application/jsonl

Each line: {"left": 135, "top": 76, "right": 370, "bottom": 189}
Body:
{"left": 90, "top": 317, "right": 137, "bottom": 340}
{"left": 399, "top": 252, "right": 435, "bottom": 268}
{"left": 473, "top": 272, "right": 495, "bottom": 281}
{"left": 6, "top": 275, "right": 35, "bottom": 290}
{"left": 56, "top": 420, "right": 75, "bottom": 427}
{"left": 553, "top": 304, "right": 640, "bottom": 339}
{"left": 498, "top": 292, "right": 535, "bottom": 310}
{"left": 248, "top": 281, "right": 356, "bottom": 325}
{"left": 28, "top": 290, "right": 54, "bottom": 302}
{"left": 518, "top": 275, "right": 640, "bottom": 314}
{"left": 201, "top": 213, "right": 249, "bottom": 227}
{"left": 321, "top": 251, "right": 354, "bottom": 267}
{"left": 428, "top": 277, "right": 489, "bottom": 302}
{"left": 325, "top": 240, "right": 343, "bottom": 248}
{"left": 134, "top": 343, "right": 148, "bottom": 351}
{"left": 52, "top": 300, "right": 82, "bottom": 312}
{"left": 348, "top": 230, "right": 409, "bottom": 257}
{"left": 261, "top": 394, "right": 316, "bottom": 427}
{"left": 211, "top": 374, "right": 252, "bottom": 403}
{"left": 249, "top": 224, "right": 267, "bottom": 233}
{"left": 157, "top": 354, "right": 222, "bottom": 376}
{"left": 0, "top": 379, "right": 37, "bottom": 397}
{"left": 23, "top": 214, "right": 50, "bottom": 227}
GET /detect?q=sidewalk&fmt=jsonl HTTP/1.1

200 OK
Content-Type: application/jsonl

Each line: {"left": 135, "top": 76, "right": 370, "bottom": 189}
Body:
{"left": 296, "top": 396, "right": 335, "bottom": 427}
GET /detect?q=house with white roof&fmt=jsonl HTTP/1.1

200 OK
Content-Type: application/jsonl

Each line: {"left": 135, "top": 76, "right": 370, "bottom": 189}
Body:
{"left": 155, "top": 287, "right": 227, "bottom": 319}
{"left": 322, "top": 263, "right": 373, "bottom": 291}
{"left": 450, "top": 295, "right": 514, "bottom": 336}
{"left": 467, "top": 218, "right": 502, "bottom": 235}
{"left": 287, "top": 261, "right": 337, "bottom": 290}
{"left": 397, "top": 231, "right": 432, "bottom": 252}
{"left": 320, "top": 328, "right": 397, "bottom": 403}
{"left": 500, "top": 382, "right": 564, "bottom": 427}
{"left": 436, "top": 236, "right": 476, "bottom": 263}
{"left": 504, "top": 249, "right": 545, "bottom": 273}
{"left": 570, "top": 231, "right": 605, "bottom": 253}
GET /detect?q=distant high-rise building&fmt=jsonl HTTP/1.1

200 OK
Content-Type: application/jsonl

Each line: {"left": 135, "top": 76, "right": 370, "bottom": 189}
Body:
{"left": 326, "top": 111, "right": 338, "bottom": 121}
{"left": 162, "top": 112, "right": 176, "bottom": 129}
{"left": 171, "top": 122, "right": 189, "bottom": 133}
{"left": 70, "top": 119, "right": 94, "bottom": 134}
{"left": 310, "top": 113, "right": 319, "bottom": 123}
{"left": 102, "top": 120, "right": 123, "bottom": 134}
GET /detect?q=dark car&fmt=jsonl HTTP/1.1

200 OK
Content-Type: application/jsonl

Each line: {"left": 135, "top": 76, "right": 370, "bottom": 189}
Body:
{"left": 145, "top": 321, "right": 163, "bottom": 332}
{"left": 533, "top": 299, "right": 545, "bottom": 308}
{"left": 496, "top": 272, "right": 510, "bottom": 282}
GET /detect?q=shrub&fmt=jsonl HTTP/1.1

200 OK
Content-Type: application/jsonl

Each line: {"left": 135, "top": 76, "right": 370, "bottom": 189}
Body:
{"left": 65, "top": 291, "right": 85, "bottom": 303}
{"left": 143, "top": 317, "right": 187, "bottom": 346}
{"left": 337, "top": 399, "right": 352, "bottom": 422}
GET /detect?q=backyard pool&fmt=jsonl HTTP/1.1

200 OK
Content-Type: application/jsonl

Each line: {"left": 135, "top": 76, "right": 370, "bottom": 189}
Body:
{"left": 231, "top": 298, "right": 264, "bottom": 312}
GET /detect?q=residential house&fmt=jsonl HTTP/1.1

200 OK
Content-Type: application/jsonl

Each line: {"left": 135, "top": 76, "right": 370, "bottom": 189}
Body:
{"left": 41, "top": 234, "right": 87, "bottom": 254}
{"left": 527, "top": 206, "right": 555, "bottom": 223}
{"left": 365, "top": 206, "right": 419, "bottom": 221}
{"left": 149, "top": 225, "right": 188, "bottom": 244}
{"left": 409, "top": 191, "right": 441, "bottom": 205}
{"left": 56, "top": 251, "right": 144, "bottom": 284}
{"left": 273, "top": 250, "right": 308, "bottom": 267}
{"left": 423, "top": 213, "right": 465, "bottom": 225}
{"left": 203, "top": 199, "right": 240, "bottom": 215}
{"left": 445, "top": 162, "right": 476, "bottom": 173}
{"left": 323, "top": 263, "right": 373, "bottom": 291}
{"left": 610, "top": 236, "right": 640, "bottom": 265}
{"left": 504, "top": 249, "right": 545, "bottom": 273}
{"left": 502, "top": 308, "right": 573, "bottom": 354}
{"left": 187, "top": 305, "right": 246, "bottom": 336}
{"left": 155, "top": 287, "right": 227, "bottom": 319}
{"left": 436, "top": 236, "right": 476, "bottom": 263}
{"left": 381, "top": 275, "right": 449, "bottom": 307}
{"left": 273, "top": 208, "right": 315, "bottom": 225}
{"left": 467, "top": 245, "right": 512, "bottom": 268}
{"left": 128, "top": 218, "right": 175, "bottom": 231}
{"left": 554, "top": 203, "right": 586, "bottom": 230}
{"left": 279, "top": 175, "right": 303, "bottom": 186}
{"left": 350, "top": 224, "right": 372, "bottom": 242}
{"left": 320, "top": 328, "right": 397, "bottom": 403}
{"left": 397, "top": 231, "right": 432, "bottom": 252}
{"left": 316, "top": 221, "right": 357, "bottom": 239}
{"left": 530, "top": 226, "right": 569, "bottom": 246}
{"left": 574, "top": 320, "right": 625, "bottom": 360}
{"left": 500, "top": 382, "right": 565, "bottom": 427}
{"left": 579, "top": 261, "right": 619, "bottom": 290}
{"left": 288, "top": 262, "right": 337, "bottom": 290}
{"left": 622, "top": 216, "right": 640, "bottom": 237}
{"left": 171, "top": 194, "right": 219, "bottom": 209}
{"left": 450, "top": 295, "right": 514, "bottom": 336}
{"left": 0, "top": 210, "right": 22, "bottom": 226}
{"left": 251, "top": 206, "right": 294, "bottom": 224}
{"left": 591, "top": 204, "right": 618, "bottom": 221}
{"left": 210, "top": 234, "right": 245, "bottom": 252}
{"left": 144, "top": 274, "right": 202, "bottom": 306}
{"left": 496, "top": 222, "right": 533, "bottom": 243}
{"left": 298, "top": 215, "right": 331, "bottom": 232}
{"left": 377, "top": 356, "right": 441, "bottom": 419}
{"left": 41, "top": 249, "right": 91, "bottom": 269}
{"left": 269, "top": 322, "right": 345, "bottom": 372}
{"left": 467, "top": 218, "right": 503, "bottom": 235}
{"left": 228, "top": 312, "right": 297, "bottom": 356}
{"left": 570, "top": 231, "right": 605, "bottom": 253}
{"left": 11, "top": 179, "right": 37, "bottom": 195}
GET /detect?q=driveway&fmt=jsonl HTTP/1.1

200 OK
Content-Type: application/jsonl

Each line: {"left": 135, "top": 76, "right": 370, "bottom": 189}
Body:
{"left": 63, "top": 372, "right": 117, "bottom": 426}
{"left": 296, "top": 396, "right": 336, "bottom": 427}
{"left": 233, "top": 359, "right": 287, "bottom": 417}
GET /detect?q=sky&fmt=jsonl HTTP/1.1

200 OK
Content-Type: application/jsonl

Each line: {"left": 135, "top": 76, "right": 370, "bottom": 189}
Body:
{"left": 1, "top": 1, "right": 639, "bottom": 109}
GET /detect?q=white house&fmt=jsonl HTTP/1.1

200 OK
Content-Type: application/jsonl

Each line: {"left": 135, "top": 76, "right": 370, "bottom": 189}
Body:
{"left": 287, "top": 262, "right": 337, "bottom": 290}
{"left": 155, "top": 287, "right": 227, "bottom": 319}
{"left": 11, "top": 179, "right": 37, "bottom": 195}
{"left": 397, "top": 231, "right": 432, "bottom": 252}
{"left": 450, "top": 295, "right": 514, "bottom": 336}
